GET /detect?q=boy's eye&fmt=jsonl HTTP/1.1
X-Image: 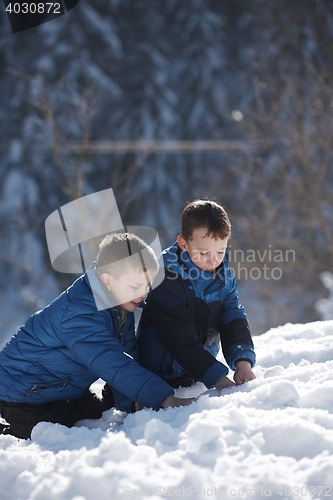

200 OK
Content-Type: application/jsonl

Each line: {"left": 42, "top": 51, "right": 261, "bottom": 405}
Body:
{"left": 199, "top": 251, "right": 225, "bottom": 256}
{"left": 131, "top": 286, "right": 139, "bottom": 290}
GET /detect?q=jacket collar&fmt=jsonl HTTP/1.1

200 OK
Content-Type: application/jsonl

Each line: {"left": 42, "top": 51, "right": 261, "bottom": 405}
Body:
{"left": 84, "top": 263, "right": 114, "bottom": 311}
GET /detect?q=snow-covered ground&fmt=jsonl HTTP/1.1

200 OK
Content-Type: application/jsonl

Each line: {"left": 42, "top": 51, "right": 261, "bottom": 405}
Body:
{"left": 1, "top": 320, "right": 333, "bottom": 500}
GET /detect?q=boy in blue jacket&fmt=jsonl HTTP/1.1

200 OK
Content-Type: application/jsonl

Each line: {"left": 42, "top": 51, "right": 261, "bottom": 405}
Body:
{"left": 137, "top": 200, "right": 256, "bottom": 391}
{"left": 0, "top": 233, "right": 195, "bottom": 439}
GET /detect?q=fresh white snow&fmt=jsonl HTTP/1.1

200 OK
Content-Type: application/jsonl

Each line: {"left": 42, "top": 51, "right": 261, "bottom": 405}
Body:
{"left": 1, "top": 320, "right": 333, "bottom": 500}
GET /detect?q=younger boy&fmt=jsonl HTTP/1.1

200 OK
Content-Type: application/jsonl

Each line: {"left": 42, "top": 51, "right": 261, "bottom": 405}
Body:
{"left": 137, "top": 200, "right": 256, "bottom": 391}
{"left": 0, "top": 233, "right": 195, "bottom": 439}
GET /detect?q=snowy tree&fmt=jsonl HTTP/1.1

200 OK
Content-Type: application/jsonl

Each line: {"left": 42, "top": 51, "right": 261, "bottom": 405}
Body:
{"left": 0, "top": 0, "right": 238, "bottom": 339}
{"left": 215, "top": 0, "right": 333, "bottom": 329}
{"left": 1, "top": 0, "right": 333, "bottom": 337}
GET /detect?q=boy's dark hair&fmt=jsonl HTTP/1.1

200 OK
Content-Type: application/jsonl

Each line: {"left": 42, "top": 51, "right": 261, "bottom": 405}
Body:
{"left": 96, "top": 232, "right": 158, "bottom": 279}
{"left": 180, "top": 200, "right": 231, "bottom": 241}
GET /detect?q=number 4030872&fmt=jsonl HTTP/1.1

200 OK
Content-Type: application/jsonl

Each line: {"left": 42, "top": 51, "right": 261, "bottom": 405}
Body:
{"left": 6, "top": 3, "right": 61, "bottom": 14}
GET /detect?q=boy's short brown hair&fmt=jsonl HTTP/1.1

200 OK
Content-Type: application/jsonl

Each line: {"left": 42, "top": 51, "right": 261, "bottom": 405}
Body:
{"left": 96, "top": 232, "right": 158, "bottom": 279}
{"left": 180, "top": 200, "right": 231, "bottom": 241}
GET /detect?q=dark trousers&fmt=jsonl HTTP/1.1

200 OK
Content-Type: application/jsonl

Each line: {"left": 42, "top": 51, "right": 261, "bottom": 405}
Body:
{"left": 0, "top": 389, "right": 110, "bottom": 440}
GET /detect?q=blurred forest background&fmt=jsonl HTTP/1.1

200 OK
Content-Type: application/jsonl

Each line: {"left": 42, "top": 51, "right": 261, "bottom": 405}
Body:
{"left": 0, "top": 0, "right": 333, "bottom": 343}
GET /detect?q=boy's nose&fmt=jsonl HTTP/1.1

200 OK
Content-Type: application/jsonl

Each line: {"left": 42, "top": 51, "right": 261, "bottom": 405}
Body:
{"left": 208, "top": 256, "right": 222, "bottom": 268}
{"left": 208, "top": 253, "right": 218, "bottom": 264}
{"left": 137, "top": 292, "right": 147, "bottom": 301}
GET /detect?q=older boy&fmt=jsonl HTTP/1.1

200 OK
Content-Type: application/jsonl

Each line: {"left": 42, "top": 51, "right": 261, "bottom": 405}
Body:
{"left": 137, "top": 200, "right": 256, "bottom": 391}
{"left": 0, "top": 233, "right": 195, "bottom": 439}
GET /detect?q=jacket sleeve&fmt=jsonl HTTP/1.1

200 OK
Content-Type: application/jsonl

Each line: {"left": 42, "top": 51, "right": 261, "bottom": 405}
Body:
{"left": 59, "top": 307, "right": 174, "bottom": 411}
{"left": 111, "top": 388, "right": 136, "bottom": 413}
{"left": 220, "top": 267, "right": 256, "bottom": 371}
{"left": 145, "top": 276, "right": 229, "bottom": 389}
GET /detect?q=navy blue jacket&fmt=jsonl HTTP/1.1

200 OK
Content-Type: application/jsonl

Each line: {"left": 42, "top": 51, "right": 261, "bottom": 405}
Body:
{"left": 137, "top": 241, "right": 256, "bottom": 388}
{"left": 0, "top": 265, "right": 174, "bottom": 412}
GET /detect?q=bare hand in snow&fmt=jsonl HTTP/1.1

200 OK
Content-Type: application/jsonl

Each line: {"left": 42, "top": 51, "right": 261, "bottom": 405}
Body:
{"left": 161, "top": 395, "right": 197, "bottom": 409}
{"left": 215, "top": 375, "right": 236, "bottom": 391}
{"left": 233, "top": 360, "right": 256, "bottom": 385}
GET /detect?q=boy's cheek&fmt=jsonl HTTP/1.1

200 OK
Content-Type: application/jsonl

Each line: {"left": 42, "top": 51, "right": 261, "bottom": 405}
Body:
{"left": 189, "top": 250, "right": 202, "bottom": 264}
{"left": 193, "top": 255, "right": 205, "bottom": 267}
{"left": 115, "top": 288, "right": 142, "bottom": 304}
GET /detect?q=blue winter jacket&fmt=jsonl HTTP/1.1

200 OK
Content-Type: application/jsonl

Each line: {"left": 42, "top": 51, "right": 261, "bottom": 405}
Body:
{"left": 137, "top": 241, "right": 256, "bottom": 388}
{"left": 0, "top": 264, "right": 174, "bottom": 412}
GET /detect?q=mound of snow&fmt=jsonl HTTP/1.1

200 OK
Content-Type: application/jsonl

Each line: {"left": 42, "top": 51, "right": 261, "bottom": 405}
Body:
{"left": 1, "top": 320, "right": 333, "bottom": 500}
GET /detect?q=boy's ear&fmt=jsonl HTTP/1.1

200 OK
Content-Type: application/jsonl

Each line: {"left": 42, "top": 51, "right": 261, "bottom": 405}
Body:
{"left": 177, "top": 235, "right": 187, "bottom": 251}
{"left": 100, "top": 272, "right": 112, "bottom": 290}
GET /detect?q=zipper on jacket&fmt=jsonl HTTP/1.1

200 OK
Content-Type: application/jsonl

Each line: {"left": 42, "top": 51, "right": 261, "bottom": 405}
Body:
{"left": 115, "top": 307, "right": 127, "bottom": 341}
{"left": 26, "top": 378, "right": 68, "bottom": 397}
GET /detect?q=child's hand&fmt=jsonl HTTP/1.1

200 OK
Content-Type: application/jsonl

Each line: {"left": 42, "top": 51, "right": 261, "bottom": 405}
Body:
{"left": 233, "top": 360, "right": 256, "bottom": 385}
{"left": 161, "top": 395, "right": 197, "bottom": 409}
{"left": 215, "top": 375, "right": 236, "bottom": 391}
{"left": 135, "top": 402, "right": 145, "bottom": 412}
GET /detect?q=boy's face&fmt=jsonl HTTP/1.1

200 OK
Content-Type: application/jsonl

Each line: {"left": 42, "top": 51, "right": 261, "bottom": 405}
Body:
{"left": 177, "top": 227, "right": 228, "bottom": 272}
{"left": 101, "top": 268, "right": 154, "bottom": 311}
